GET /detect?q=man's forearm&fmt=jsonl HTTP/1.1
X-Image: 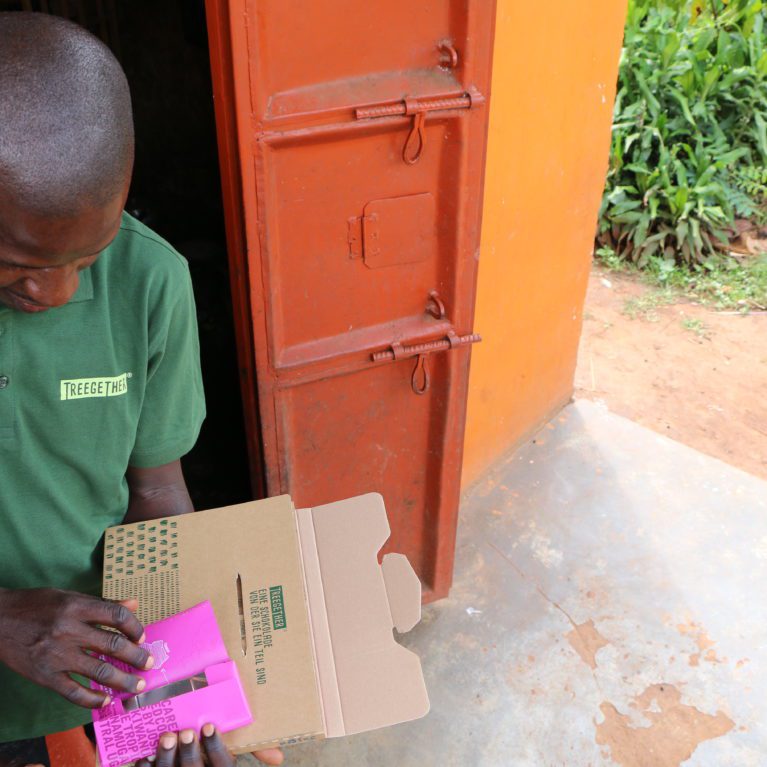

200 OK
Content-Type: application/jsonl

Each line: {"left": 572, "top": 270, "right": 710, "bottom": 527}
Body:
{"left": 124, "top": 460, "right": 194, "bottom": 523}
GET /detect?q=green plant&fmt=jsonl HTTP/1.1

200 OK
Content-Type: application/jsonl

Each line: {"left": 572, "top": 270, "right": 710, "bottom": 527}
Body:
{"left": 684, "top": 253, "right": 767, "bottom": 307}
{"left": 599, "top": 250, "right": 767, "bottom": 310}
{"left": 732, "top": 165, "right": 767, "bottom": 199}
{"left": 622, "top": 287, "right": 679, "bottom": 320}
{"left": 730, "top": 164, "right": 767, "bottom": 222}
{"left": 599, "top": 0, "right": 767, "bottom": 266}
{"left": 681, "top": 316, "right": 709, "bottom": 336}
{"left": 595, "top": 245, "right": 627, "bottom": 270}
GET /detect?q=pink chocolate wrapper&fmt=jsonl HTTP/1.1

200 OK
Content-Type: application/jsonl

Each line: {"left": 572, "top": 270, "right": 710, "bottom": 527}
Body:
{"left": 91, "top": 601, "right": 252, "bottom": 767}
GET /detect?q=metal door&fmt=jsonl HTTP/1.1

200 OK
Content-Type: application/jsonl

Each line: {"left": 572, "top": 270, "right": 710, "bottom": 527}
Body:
{"left": 206, "top": 0, "right": 496, "bottom": 600}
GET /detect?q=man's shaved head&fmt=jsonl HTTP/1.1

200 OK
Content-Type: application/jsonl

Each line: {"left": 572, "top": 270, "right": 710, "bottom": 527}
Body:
{"left": 0, "top": 12, "right": 133, "bottom": 218}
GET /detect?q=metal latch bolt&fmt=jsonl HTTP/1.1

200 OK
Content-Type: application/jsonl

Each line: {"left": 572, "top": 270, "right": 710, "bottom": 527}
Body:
{"left": 355, "top": 89, "right": 484, "bottom": 165}
{"left": 372, "top": 330, "right": 481, "bottom": 396}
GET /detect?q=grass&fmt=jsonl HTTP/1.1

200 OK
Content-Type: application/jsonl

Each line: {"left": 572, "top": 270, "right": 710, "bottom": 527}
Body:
{"left": 595, "top": 246, "right": 767, "bottom": 312}
{"left": 681, "top": 317, "right": 710, "bottom": 338}
{"left": 622, "top": 289, "right": 678, "bottom": 321}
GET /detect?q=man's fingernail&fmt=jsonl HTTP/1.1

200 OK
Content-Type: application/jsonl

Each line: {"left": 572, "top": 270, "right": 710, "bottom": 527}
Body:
{"left": 101, "top": 696, "right": 111, "bottom": 708}
{"left": 138, "top": 632, "right": 146, "bottom": 644}
{"left": 161, "top": 734, "right": 177, "bottom": 749}
{"left": 136, "top": 678, "right": 146, "bottom": 692}
{"left": 202, "top": 723, "right": 215, "bottom": 737}
{"left": 147, "top": 757, "right": 156, "bottom": 763}
{"left": 180, "top": 729, "right": 195, "bottom": 745}
{"left": 144, "top": 655, "right": 155, "bottom": 669}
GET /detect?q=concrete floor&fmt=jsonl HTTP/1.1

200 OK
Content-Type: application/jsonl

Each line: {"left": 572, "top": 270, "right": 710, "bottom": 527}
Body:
{"left": 249, "top": 399, "right": 767, "bottom": 767}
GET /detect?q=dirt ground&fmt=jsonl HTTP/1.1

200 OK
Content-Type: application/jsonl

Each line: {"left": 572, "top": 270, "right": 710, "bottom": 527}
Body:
{"left": 575, "top": 267, "right": 767, "bottom": 480}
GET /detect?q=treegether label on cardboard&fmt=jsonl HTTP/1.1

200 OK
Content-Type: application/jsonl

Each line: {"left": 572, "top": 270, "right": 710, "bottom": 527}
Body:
{"left": 270, "top": 586, "right": 287, "bottom": 630}
{"left": 249, "top": 586, "right": 287, "bottom": 685}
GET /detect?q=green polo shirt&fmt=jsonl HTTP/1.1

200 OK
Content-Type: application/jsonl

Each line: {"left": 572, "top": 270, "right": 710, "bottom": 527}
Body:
{"left": 0, "top": 212, "right": 205, "bottom": 742}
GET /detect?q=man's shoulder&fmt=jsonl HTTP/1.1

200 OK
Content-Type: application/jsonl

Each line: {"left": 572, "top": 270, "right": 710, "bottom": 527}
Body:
{"left": 100, "top": 212, "right": 192, "bottom": 303}
{"left": 112, "top": 212, "right": 189, "bottom": 272}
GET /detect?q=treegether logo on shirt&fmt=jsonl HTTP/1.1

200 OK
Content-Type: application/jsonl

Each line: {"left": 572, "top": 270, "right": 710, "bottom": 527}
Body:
{"left": 60, "top": 373, "right": 132, "bottom": 401}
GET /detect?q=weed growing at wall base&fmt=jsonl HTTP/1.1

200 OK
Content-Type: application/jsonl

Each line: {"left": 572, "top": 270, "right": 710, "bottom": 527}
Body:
{"left": 596, "top": 245, "right": 767, "bottom": 311}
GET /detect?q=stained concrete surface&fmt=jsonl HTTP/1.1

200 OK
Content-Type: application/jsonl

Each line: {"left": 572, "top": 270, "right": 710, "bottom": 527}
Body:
{"left": 244, "top": 399, "right": 767, "bottom": 766}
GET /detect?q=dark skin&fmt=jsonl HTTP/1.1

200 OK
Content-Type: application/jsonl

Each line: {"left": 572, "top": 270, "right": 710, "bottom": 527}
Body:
{"left": 136, "top": 725, "right": 249, "bottom": 767}
{"left": 0, "top": 185, "right": 283, "bottom": 766}
{"left": 23, "top": 725, "right": 250, "bottom": 767}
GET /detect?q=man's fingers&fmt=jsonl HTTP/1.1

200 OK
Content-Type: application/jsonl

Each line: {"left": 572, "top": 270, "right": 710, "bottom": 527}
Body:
{"left": 155, "top": 732, "right": 178, "bottom": 767}
{"left": 119, "top": 597, "right": 139, "bottom": 613}
{"left": 201, "top": 724, "right": 236, "bottom": 767}
{"left": 252, "top": 747, "right": 284, "bottom": 766}
{"left": 73, "top": 651, "right": 145, "bottom": 695}
{"left": 82, "top": 624, "right": 152, "bottom": 671}
{"left": 178, "top": 729, "right": 208, "bottom": 766}
{"left": 56, "top": 674, "right": 110, "bottom": 709}
{"left": 77, "top": 596, "right": 145, "bottom": 642}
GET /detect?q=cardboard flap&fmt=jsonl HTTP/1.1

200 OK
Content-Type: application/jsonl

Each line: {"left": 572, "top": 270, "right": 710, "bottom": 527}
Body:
{"left": 381, "top": 554, "right": 421, "bottom": 633}
{"left": 305, "top": 493, "right": 430, "bottom": 737}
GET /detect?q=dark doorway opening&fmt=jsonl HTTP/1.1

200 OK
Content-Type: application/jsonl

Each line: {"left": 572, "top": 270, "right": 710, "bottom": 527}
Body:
{"left": 117, "top": 0, "right": 255, "bottom": 509}
{"left": 2, "top": 0, "right": 257, "bottom": 509}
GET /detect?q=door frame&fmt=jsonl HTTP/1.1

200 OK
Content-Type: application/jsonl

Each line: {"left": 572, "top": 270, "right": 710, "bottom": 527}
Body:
{"left": 203, "top": 0, "right": 496, "bottom": 600}
{"left": 204, "top": 0, "right": 265, "bottom": 498}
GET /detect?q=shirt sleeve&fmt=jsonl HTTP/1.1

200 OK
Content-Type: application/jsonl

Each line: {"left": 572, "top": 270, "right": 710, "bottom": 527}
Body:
{"left": 129, "top": 261, "right": 206, "bottom": 468}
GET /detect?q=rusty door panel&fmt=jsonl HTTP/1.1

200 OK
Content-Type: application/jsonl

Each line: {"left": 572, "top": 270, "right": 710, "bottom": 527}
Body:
{"left": 248, "top": 2, "right": 466, "bottom": 118}
{"left": 259, "top": 122, "right": 459, "bottom": 358}
{"left": 207, "top": 0, "right": 497, "bottom": 600}
{"left": 278, "top": 357, "right": 452, "bottom": 581}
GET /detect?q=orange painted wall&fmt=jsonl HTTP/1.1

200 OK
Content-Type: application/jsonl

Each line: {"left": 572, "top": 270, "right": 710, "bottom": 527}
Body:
{"left": 462, "top": 0, "right": 628, "bottom": 486}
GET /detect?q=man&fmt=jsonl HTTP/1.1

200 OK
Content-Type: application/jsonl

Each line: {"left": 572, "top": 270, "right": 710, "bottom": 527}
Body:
{"left": 0, "top": 13, "right": 281, "bottom": 767}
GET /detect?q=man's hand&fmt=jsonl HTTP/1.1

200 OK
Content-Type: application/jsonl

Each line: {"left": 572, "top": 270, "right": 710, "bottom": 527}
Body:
{"left": 0, "top": 589, "right": 152, "bottom": 708}
{"left": 135, "top": 726, "right": 284, "bottom": 766}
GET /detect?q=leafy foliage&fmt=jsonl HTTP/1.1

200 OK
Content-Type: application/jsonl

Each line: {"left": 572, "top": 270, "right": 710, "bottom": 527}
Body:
{"left": 730, "top": 164, "right": 767, "bottom": 221}
{"left": 598, "top": 0, "right": 767, "bottom": 266}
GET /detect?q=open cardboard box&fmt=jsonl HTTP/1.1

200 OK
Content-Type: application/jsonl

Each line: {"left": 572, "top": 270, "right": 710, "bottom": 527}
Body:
{"left": 101, "top": 493, "right": 430, "bottom": 752}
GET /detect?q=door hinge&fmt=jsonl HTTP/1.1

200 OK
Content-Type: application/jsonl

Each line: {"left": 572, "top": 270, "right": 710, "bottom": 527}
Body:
{"left": 355, "top": 87, "right": 484, "bottom": 165}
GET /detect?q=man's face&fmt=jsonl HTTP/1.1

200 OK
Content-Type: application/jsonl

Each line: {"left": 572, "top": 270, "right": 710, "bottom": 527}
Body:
{"left": 0, "top": 189, "right": 126, "bottom": 313}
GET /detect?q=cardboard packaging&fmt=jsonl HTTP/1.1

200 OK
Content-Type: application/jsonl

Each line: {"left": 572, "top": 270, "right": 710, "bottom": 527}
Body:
{"left": 101, "top": 493, "right": 430, "bottom": 753}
